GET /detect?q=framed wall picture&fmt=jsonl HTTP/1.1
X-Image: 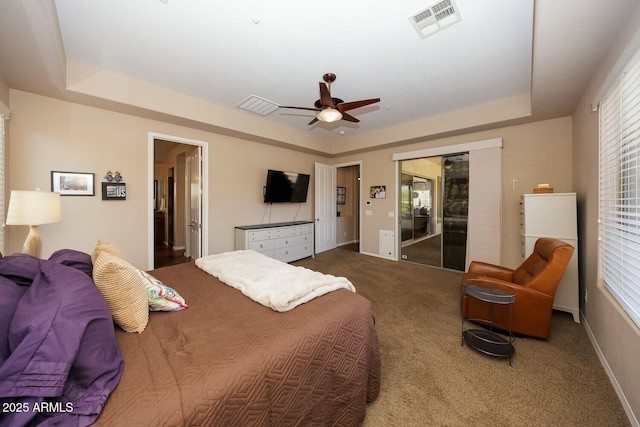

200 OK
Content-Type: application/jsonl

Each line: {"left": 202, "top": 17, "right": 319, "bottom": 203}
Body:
{"left": 102, "top": 182, "right": 126, "bottom": 200}
{"left": 337, "top": 186, "right": 346, "bottom": 205}
{"left": 370, "top": 185, "right": 386, "bottom": 199}
{"left": 51, "top": 171, "right": 95, "bottom": 196}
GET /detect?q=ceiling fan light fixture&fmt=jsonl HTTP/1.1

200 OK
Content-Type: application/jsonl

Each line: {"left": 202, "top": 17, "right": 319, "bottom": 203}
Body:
{"left": 279, "top": 73, "right": 379, "bottom": 125}
{"left": 317, "top": 108, "right": 342, "bottom": 123}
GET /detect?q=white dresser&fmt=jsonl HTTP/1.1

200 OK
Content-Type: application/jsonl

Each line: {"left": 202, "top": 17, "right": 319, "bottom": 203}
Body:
{"left": 235, "top": 221, "right": 314, "bottom": 263}
{"left": 520, "top": 192, "right": 579, "bottom": 322}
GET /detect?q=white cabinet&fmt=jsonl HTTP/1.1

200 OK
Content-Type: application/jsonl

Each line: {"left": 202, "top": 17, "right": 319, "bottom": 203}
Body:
{"left": 235, "top": 221, "right": 314, "bottom": 263}
{"left": 521, "top": 193, "right": 580, "bottom": 323}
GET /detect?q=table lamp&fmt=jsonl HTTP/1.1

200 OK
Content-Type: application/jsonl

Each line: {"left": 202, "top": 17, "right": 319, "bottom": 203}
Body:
{"left": 6, "top": 190, "right": 62, "bottom": 258}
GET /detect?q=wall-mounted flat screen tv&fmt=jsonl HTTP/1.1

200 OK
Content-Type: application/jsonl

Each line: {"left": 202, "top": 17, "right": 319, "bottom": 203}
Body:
{"left": 264, "top": 169, "right": 310, "bottom": 203}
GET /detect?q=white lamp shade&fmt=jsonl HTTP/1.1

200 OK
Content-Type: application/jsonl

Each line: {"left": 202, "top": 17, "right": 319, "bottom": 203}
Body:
{"left": 6, "top": 190, "right": 62, "bottom": 226}
{"left": 317, "top": 108, "right": 343, "bottom": 123}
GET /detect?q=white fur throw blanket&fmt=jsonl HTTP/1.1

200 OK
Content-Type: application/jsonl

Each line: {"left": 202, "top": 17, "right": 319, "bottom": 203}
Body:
{"left": 195, "top": 250, "right": 356, "bottom": 312}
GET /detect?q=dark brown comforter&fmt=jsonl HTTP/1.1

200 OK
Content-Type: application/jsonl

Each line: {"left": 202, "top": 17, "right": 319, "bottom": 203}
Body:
{"left": 94, "top": 262, "right": 380, "bottom": 426}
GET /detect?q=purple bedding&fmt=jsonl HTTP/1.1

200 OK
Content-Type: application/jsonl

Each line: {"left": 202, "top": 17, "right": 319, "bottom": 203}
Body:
{"left": 0, "top": 252, "right": 123, "bottom": 427}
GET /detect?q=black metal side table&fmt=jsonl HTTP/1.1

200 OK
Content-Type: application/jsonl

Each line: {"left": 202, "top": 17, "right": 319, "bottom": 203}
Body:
{"left": 461, "top": 282, "right": 516, "bottom": 366}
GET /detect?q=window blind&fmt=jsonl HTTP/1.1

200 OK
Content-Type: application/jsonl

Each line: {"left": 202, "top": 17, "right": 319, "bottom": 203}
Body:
{"left": 466, "top": 146, "right": 502, "bottom": 268}
{"left": 599, "top": 46, "right": 640, "bottom": 329}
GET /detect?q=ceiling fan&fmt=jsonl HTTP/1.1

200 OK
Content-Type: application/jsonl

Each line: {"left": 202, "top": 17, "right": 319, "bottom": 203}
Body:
{"left": 279, "top": 73, "right": 381, "bottom": 125}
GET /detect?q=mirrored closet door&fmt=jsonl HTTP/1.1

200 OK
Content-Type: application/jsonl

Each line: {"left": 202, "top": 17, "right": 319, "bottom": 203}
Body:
{"left": 400, "top": 154, "right": 469, "bottom": 271}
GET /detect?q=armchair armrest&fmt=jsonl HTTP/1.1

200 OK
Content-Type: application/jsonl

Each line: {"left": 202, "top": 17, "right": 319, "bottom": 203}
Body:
{"left": 462, "top": 275, "right": 552, "bottom": 303}
{"left": 466, "top": 261, "right": 514, "bottom": 282}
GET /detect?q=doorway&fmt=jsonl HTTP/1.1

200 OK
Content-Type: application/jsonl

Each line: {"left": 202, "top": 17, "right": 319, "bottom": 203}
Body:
{"left": 148, "top": 133, "right": 208, "bottom": 270}
{"left": 336, "top": 164, "right": 361, "bottom": 252}
{"left": 400, "top": 154, "right": 469, "bottom": 271}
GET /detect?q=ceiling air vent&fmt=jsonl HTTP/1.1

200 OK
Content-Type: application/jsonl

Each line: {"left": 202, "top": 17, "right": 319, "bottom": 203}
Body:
{"left": 409, "top": 0, "right": 461, "bottom": 39}
{"left": 237, "top": 95, "right": 280, "bottom": 116}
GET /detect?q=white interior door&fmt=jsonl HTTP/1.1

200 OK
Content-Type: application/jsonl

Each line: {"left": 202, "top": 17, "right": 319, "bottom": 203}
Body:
{"left": 186, "top": 147, "right": 202, "bottom": 259}
{"left": 315, "top": 162, "right": 337, "bottom": 253}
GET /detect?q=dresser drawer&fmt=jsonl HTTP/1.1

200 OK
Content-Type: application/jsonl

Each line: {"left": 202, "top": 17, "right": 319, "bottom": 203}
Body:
{"left": 248, "top": 239, "right": 274, "bottom": 252}
{"left": 248, "top": 230, "right": 273, "bottom": 241}
{"left": 297, "top": 233, "right": 312, "bottom": 244}
{"left": 297, "top": 243, "right": 313, "bottom": 259}
{"left": 275, "top": 247, "right": 297, "bottom": 262}
{"left": 274, "top": 236, "right": 296, "bottom": 249}
{"left": 273, "top": 227, "right": 296, "bottom": 238}
{"left": 296, "top": 224, "right": 313, "bottom": 235}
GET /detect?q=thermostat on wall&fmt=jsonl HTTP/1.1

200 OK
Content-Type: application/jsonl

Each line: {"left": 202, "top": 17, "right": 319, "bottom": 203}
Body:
{"left": 365, "top": 200, "right": 372, "bottom": 206}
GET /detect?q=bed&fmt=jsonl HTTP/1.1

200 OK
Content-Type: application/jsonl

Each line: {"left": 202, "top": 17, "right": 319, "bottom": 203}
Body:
{"left": 0, "top": 248, "right": 381, "bottom": 427}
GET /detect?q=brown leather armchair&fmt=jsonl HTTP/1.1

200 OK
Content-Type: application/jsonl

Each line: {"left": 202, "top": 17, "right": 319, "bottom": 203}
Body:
{"left": 460, "top": 238, "right": 574, "bottom": 339}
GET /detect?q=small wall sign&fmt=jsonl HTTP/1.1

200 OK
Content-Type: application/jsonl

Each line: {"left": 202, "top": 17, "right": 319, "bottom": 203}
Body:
{"left": 102, "top": 182, "right": 126, "bottom": 200}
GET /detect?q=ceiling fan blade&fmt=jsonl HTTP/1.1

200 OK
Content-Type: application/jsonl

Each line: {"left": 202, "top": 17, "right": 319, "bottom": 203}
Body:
{"left": 337, "top": 98, "right": 381, "bottom": 112}
{"left": 308, "top": 117, "right": 319, "bottom": 125}
{"left": 340, "top": 112, "right": 360, "bottom": 123}
{"left": 319, "top": 82, "right": 336, "bottom": 108}
{"left": 279, "top": 105, "right": 321, "bottom": 112}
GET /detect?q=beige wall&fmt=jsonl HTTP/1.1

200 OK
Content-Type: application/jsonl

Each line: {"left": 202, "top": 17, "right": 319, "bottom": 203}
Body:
{"left": 572, "top": 5, "right": 640, "bottom": 423}
{"left": 6, "top": 89, "right": 573, "bottom": 270}
{"left": 7, "top": 90, "right": 326, "bottom": 268}
{"left": 8, "top": 90, "right": 150, "bottom": 266}
{"left": 7, "top": 90, "right": 572, "bottom": 272}
{"left": 336, "top": 117, "right": 573, "bottom": 267}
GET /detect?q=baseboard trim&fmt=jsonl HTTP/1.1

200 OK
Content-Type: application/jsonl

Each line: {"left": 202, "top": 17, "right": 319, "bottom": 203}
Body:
{"left": 583, "top": 314, "right": 638, "bottom": 426}
{"left": 360, "top": 250, "right": 396, "bottom": 261}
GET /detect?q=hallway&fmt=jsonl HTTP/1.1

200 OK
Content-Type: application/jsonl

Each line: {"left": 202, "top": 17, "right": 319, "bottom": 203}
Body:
{"left": 154, "top": 245, "right": 191, "bottom": 269}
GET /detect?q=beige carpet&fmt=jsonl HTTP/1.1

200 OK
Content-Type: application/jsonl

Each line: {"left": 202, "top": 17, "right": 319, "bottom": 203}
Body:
{"left": 294, "top": 249, "right": 630, "bottom": 427}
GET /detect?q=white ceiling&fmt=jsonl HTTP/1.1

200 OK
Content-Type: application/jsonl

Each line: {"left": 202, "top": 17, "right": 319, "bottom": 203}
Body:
{"left": 0, "top": 0, "right": 637, "bottom": 153}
